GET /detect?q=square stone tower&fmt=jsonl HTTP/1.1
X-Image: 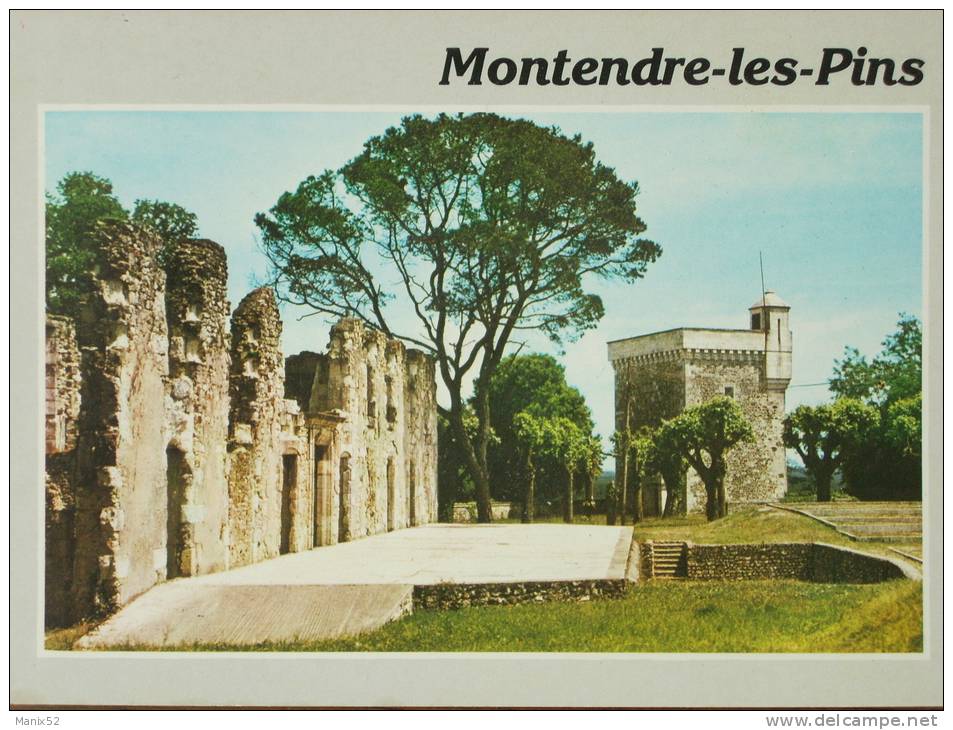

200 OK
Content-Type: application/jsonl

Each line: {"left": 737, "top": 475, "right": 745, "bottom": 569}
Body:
{"left": 607, "top": 291, "right": 792, "bottom": 515}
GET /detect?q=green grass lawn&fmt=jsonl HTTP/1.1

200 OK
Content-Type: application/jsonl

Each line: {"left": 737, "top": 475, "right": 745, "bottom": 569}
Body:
{"left": 633, "top": 504, "right": 851, "bottom": 544}
{"left": 633, "top": 505, "right": 922, "bottom": 569}
{"left": 49, "top": 505, "right": 922, "bottom": 653}
{"left": 81, "top": 578, "right": 921, "bottom": 653}
{"left": 515, "top": 504, "right": 921, "bottom": 570}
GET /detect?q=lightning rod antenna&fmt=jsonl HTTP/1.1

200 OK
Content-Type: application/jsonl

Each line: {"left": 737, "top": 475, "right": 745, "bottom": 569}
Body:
{"left": 759, "top": 250, "right": 767, "bottom": 311}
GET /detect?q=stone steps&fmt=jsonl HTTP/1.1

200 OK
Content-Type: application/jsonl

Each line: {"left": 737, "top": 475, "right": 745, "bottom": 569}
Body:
{"left": 839, "top": 522, "right": 922, "bottom": 536}
{"left": 805, "top": 507, "right": 921, "bottom": 517}
{"left": 835, "top": 515, "right": 922, "bottom": 524}
{"left": 650, "top": 541, "right": 687, "bottom": 579}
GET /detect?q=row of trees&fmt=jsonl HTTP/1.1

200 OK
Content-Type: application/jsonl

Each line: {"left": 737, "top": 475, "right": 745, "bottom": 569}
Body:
{"left": 438, "top": 349, "right": 756, "bottom": 525}
{"left": 783, "top": 314, "right": 922, "bottom": 501}
{"left": 604, "top": 396, "right": 753, "bottom": 523}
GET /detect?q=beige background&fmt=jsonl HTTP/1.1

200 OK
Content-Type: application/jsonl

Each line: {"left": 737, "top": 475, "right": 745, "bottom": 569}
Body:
{"left": 11, "top": 10, "right": 943, "bottom": 707}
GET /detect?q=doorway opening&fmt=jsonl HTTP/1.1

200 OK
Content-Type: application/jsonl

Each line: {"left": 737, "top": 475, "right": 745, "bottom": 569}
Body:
{"left": 280, "top": 454, "right": 297, "bottom": 554}
{"left": 339, "top": 453, "right": 352, "bottom": 542}
{"left": 408, "top": 459, "right": 416, "bottom": 527}
{"left": 312, "top": 445, "right": 329, "bottom": 547}
{"left": 386, "top": 456, "right": 396, "bottom": 531}
{"left": 166, "top": 446, "right": 188, "bottom": 579}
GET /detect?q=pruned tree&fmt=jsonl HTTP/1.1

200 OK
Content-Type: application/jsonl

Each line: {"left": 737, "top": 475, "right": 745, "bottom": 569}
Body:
{"left": 255, "top": 113, "right": 660, "bottom": 522}
{"left": 582, "top": 434, "right": 604, "bottom": 509}
{"left": 782, "top": 398, "right": 879, "bottom": 502}
{"left": 628, "top": 427, "right": 654, "bottom": 523}
{"left": 484, "top": 353, "right": 594, "bottom": 504}
{"left": 665, "top": 397, "right": 754, "bottom": 521}
{"left": 610, "top": 426, "right": 634, "bottom": 524}
{"left": 645, "top": 421, "right": 689, "bottom": 517}
{"left": 513, "top": 411, "right": 547, "bottom": 523}
{"left": 541, "top": 417, "right": 587, "bottom": 523}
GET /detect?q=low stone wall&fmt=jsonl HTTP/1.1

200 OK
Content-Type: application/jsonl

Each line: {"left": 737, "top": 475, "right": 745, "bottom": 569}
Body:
{"left": 639, "top": 541, "right": 655, "bottom": 580}
{"left": 451, "top": 501, "right": 521, "bottom": 523}
{"left": 811, "top": 542, "right": 913, "bottom": 583}
{"left": 413, "top": 579, "right": 628, "bottom": 610}
{"left": 687, "top": 543, "right": 813, "bottom": 581}
{"left": 684, "top": 542, "right": 914, "bottom": 583}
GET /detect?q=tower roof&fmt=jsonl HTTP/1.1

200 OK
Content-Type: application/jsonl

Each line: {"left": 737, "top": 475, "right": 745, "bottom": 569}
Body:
{"left": 749, "top": 290, "right": 790, "bottom": 310}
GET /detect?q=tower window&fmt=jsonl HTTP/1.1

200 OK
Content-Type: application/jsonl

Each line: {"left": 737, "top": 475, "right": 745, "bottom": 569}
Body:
{"left": 750, "top": 313, "right": 761, "bottom": 330}
{"left": 724, "top": 386, "right": 735, "bottom": 398}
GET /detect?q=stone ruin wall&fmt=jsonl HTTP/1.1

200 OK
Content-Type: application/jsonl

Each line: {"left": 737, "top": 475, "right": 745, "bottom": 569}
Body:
{"left": 307, "top": 319, "right": 438, "bottom": 543}
{"left": 404, "top": 349, "right": 438, "bottom": 526}
{"left": 70, "top": 223, "right": 171, "bottom": 617}
{"left": 44, "top": 223, "right": 439, "bottom": 626}
{"left": 44, "top": 316, "right": 81, "bottom": 627}
{"left": 226, "top": 288, "right": 287, "bottom": 567}
{"left": 229, "top": 287, "right": 314, "bottom": 564}
{"left": 165, "top": 240, "right": 231, "bottom": 577}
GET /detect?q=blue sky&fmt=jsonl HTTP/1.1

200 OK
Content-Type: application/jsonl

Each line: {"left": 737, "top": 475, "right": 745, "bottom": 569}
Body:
{"left": 45, "top": 110, "right": 923, "bottom": 446}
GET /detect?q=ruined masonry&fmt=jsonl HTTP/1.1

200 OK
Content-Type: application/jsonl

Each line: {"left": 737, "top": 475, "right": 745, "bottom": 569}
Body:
{"left": 607, "top": 291, "right": 792, "bottom": 515}
{"left": 44, "top": 222, "right": 438, "bottom": 627}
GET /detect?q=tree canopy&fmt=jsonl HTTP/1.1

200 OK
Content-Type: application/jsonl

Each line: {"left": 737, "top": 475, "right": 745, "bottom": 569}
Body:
{"left": 830, "top": 313, "right": 921, "bottom": 406}
{"left": 256, "top": 113, "right": 659, "bottom": 521}
{"left": 661, "top": 397, "right": 753, "bottom": 521}
{"left": 782, "top": 399, "right": 879, "bottom": 502}
{"left": 829, "top": 315, "right": 922, "bottom": 500}
{"left": 46, "top": 172, "right": 128, "bottom": 315}
{"left": 131, "top": 199, "right": 199, "bottom": 257}
{"left": 484, "top": 353, "right": 594, "bottom": 503}
{"left": 46, "top": 171, "right": 200, "bottom": 317}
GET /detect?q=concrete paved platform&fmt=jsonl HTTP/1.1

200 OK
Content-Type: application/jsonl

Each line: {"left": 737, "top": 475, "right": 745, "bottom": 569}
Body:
{"left": 76, "top": 524, "right": 634, "bottom": 649}
{"left": 76, "top": 584, "right": 413, "bottom": 649}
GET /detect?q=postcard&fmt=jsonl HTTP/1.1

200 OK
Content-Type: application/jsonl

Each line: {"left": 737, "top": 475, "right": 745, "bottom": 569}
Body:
{"left": 10, "top": 10, "right": 943, "bottom": 709}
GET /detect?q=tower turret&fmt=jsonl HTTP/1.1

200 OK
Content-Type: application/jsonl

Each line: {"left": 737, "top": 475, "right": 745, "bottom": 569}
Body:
{"left": 749, "top": 290, "right": 792, "bottom": 389}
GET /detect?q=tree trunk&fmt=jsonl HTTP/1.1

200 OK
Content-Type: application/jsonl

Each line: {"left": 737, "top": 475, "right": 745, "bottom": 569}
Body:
{"left": 716, "top": 478, "right": 728, "bottom": 518}
{"left": 815, "top": 471, "right": 833, "bottom": 502}
{"left": 716, "top": 459, "right": 728, "bottom": 518}
{"left": 585, "top": 472, "right": 595, "bottom": 504}
{"left": 564, "top": 469, "right": 574, "bottom": 523}
{"left": 704, "top": 483, "right": 719, "bottom": 521}
{"left": 448, "top": 405, "right": 493, "bottom": 523}
{"left": 606, "top": 482, "right": 617, "bottom": 525}
{"left": 662, "top": 470, "right": 682, "bottom": 518}
{"left": 522, "top": 452, "right": 535, "bottom": 523}
{"left": 625, "top": 458, "right": 639, "bottom": 524}
{"left": 662, "top": 485, "right": 674, "bottom": 518}
{"left": 618, "top": 452, "right": 629, "bottom": 525}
